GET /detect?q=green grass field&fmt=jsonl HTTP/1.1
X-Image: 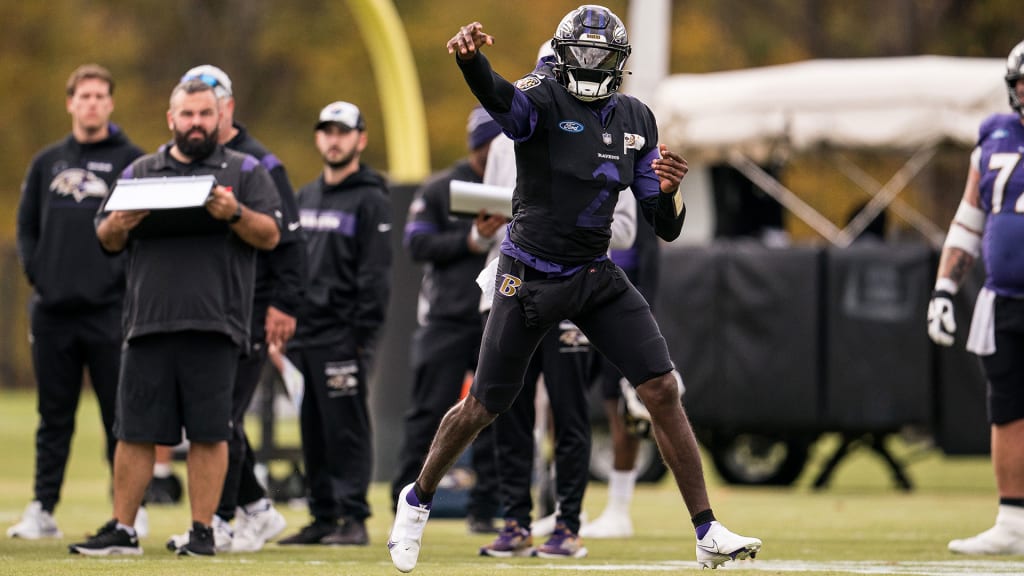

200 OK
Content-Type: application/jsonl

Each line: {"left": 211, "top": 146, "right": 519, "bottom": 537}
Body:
{"left": 0, "top": 388, "right": 1021, "bottom": 576}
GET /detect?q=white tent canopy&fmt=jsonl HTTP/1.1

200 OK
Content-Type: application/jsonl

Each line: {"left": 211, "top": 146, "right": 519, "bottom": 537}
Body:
{"left": 652, "top": 56, "right": 1008, "bottom": 246}
{"left": 654, "top": 56, "right": 1007, "bottom": 163}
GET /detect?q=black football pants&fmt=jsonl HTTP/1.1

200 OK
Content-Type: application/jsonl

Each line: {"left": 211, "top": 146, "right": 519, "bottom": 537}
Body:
{"left": 391, "top": 324, "right": 500, "bottom": 520}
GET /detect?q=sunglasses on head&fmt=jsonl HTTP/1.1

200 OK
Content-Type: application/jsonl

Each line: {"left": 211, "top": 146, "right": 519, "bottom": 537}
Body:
{"left": 181, "top": 73, "right": 222, "bottom": 89}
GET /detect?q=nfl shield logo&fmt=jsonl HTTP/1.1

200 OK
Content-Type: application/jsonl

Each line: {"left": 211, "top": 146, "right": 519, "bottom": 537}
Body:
{"left": 602, "top": 132, "right": 612, "bottom": 146}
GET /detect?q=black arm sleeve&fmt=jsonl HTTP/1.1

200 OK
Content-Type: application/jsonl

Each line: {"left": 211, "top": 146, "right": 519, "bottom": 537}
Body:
{"left": 654, "top": 192, "right": 686, "bottom": 242}
{"left": 456, "top": 52, "right": 516, "bottom": 113}
{"left": 638, "top": 192, "right": 686, "bottom": 242}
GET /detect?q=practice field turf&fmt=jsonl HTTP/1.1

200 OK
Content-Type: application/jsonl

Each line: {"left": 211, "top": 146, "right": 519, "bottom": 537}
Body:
{"left": 0, "top": 389, "right": 1022, "bottom": 576}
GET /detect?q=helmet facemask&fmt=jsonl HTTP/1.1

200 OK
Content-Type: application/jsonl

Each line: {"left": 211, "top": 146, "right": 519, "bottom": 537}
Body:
{"left": 552, "top": 5, "right": 631, "bottom": 102}
{"left": 1005, "top": 40, "right": 1024, "bottom": 118}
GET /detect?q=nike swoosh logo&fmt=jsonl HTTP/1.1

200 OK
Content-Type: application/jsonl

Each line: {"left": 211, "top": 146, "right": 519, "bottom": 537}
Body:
{"left": 696, "top": 538, "right": 720, "bottom": 553}
{"left": 378, "top": 223, "right": 392, "bottom": 232}
{"left": 287, "top": 221, "right": 301, "bottom": 231}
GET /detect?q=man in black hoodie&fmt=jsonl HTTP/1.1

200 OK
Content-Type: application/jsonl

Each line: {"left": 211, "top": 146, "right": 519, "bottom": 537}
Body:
{"left": 10, "top": 64, "right": 143, "bottom": 541}
{"left": 279, "top": 101, "right": 391, "bottom": 546}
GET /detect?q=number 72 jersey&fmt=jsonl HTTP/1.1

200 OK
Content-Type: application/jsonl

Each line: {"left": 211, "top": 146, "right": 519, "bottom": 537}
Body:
{"left": 977, "top": 113, "right": 1024, "bottom": 296}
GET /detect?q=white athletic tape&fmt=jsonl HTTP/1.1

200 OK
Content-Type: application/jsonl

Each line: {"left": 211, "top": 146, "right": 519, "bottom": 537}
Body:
{"left": 953, "top": 199, "right": 986, "bottom": 232}
{"left": 934, "top": 277, "right": 958, "bottom": 295}
{"left": 944, "top": 224, "right": 981, "bottom": 258}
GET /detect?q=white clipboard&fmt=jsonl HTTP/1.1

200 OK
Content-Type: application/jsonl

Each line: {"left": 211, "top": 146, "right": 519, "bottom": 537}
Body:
{"left": 449, "top": 180, "right": 513, "bottom": 219}
{"left": 104, "top": 175, "right": 216, "bottom": 211}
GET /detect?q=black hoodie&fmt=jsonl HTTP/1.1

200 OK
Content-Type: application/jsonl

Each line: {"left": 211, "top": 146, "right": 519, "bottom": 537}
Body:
{"left": 16, "top": 124, "right": 143, "bottom": 312}
{"left": 291, "top": 164, "right": 392, "bottom": 352}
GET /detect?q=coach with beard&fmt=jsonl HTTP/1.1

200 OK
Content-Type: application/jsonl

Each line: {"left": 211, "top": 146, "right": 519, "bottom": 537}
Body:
{"left": 69, "top": 78, "right": 281, "bottom": 557}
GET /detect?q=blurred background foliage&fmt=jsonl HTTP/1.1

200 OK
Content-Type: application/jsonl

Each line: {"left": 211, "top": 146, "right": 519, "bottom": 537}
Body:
{"left": 2, "top": 0, "right": 1022, "bottom": 243}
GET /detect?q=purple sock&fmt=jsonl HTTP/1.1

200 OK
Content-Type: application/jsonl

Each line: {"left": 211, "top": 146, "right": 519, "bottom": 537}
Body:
{"left": 408, "top": 485, "right": 432, "bottom": 510}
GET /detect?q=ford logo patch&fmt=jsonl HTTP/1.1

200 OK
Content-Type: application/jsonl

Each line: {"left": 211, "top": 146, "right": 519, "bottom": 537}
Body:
{"left": 559, "top": 121, "right": 584, "bottom": 133}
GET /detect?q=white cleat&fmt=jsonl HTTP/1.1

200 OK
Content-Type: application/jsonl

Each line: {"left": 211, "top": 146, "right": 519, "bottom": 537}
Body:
{"left": 950, "top": 505, "right": 1024, "bottom": 555}
{"left": 580, "top": 510, "right": 633, "bottom": 539}
{"left": 949, "top": 524, "right": 1024, "bottom": 555}
{"left": 695, "top": 521, "right": 761, "bottom": 569}
{"left": 388, "top": 483, "right": 432, "bottom": 573}
{"left": 232, "top": 503, "right": 287, "bottom": 552}
{"left": 6, "top": 501, "right": 62, "bottom": 539}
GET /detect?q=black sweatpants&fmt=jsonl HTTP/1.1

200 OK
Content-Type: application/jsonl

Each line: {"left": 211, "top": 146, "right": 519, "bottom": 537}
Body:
{"left": 496, "top": 322, "right": 594, "bottom": 534}
{"left": 288, "top": 344, "right": 373, "bottom": 522}
{"left": 217, "top": 342, "right": 269, "bottom": 521}
{"left": 391, "top": 323, "right": 500, "bottom": 520}
{"left": 30, "top": 302, "right": 121, "bottom": 511}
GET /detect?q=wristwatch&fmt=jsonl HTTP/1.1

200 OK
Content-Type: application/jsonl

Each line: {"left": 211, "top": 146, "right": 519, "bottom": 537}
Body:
{"left": 228, "top": 203, "right": 243, "bottom": 224}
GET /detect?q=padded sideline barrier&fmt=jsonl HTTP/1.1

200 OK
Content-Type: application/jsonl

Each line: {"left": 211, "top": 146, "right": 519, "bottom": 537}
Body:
{"left": 658, "top": 241, "right": 820, "bottom": 430}
{"left": 823, "top": 243, "right": 933, "bottom": 430}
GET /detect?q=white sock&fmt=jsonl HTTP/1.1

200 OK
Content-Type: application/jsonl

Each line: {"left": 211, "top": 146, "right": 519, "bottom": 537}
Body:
{"left": 605, "top": 469, "right": 637, "bottom": 513}
{"left": 997, "top": 504, "right": 1024, "bottom": 530}
{"left": 116, "top": 522, "right": 137, "bottom": 537}
{"left": 153, "top": 463, "right": 172, "bottom": 478}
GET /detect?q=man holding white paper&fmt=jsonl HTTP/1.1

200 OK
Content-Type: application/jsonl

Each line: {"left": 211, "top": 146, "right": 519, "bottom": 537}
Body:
{"left": 70, "top": 77, "right": 280, "bottom": 557}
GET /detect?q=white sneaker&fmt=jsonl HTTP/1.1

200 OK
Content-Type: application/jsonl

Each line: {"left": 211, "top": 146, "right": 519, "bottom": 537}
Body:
{"left": 580, "top": 510, "right": 633, "bottom": 539}
{"left": 166, "top": 516, "right": 233, "bottom": 553}
{"left": 7, "top": 501, "right": 62, "bottom": 539}
{"left": 134, "top": 506, "right": 149, "bottom": 539}
{"left": 232, "top": 503, "right": 287, "bottom": 552}
{"left": 695, "top": 521, "right": 761, "bottom": 569}
{"left": 388, "top": 483, "right": 432, "bottom": 573}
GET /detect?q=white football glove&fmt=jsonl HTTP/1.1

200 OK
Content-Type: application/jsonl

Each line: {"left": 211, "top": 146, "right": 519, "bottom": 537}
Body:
{"left": 927, "top": 290, "right": 956, "bottom": 347}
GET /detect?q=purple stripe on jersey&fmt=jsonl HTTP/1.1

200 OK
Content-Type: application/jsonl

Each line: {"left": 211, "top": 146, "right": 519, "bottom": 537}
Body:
{"left": 633, "top": 147, "right": 661, "bottom": 200}
{"left": 299, "top": 208, "right": 356, "bottom": 236}
{"left": 261, "top": 154, "right": 282, "bottom": 172}
{"left": 499, "top": 230, "right": 604, "bottom": 277}
{"left": 610, "top": 247, "right": 637, "bottom": 270}
{"left": 241, "top": 155, "right": 259, "bottom": 172}
{"left": 120, "top": 165, "right": 134, "bottom": 178}
{"left": 403, "top": 220, "right": 438, "bottom": 244}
